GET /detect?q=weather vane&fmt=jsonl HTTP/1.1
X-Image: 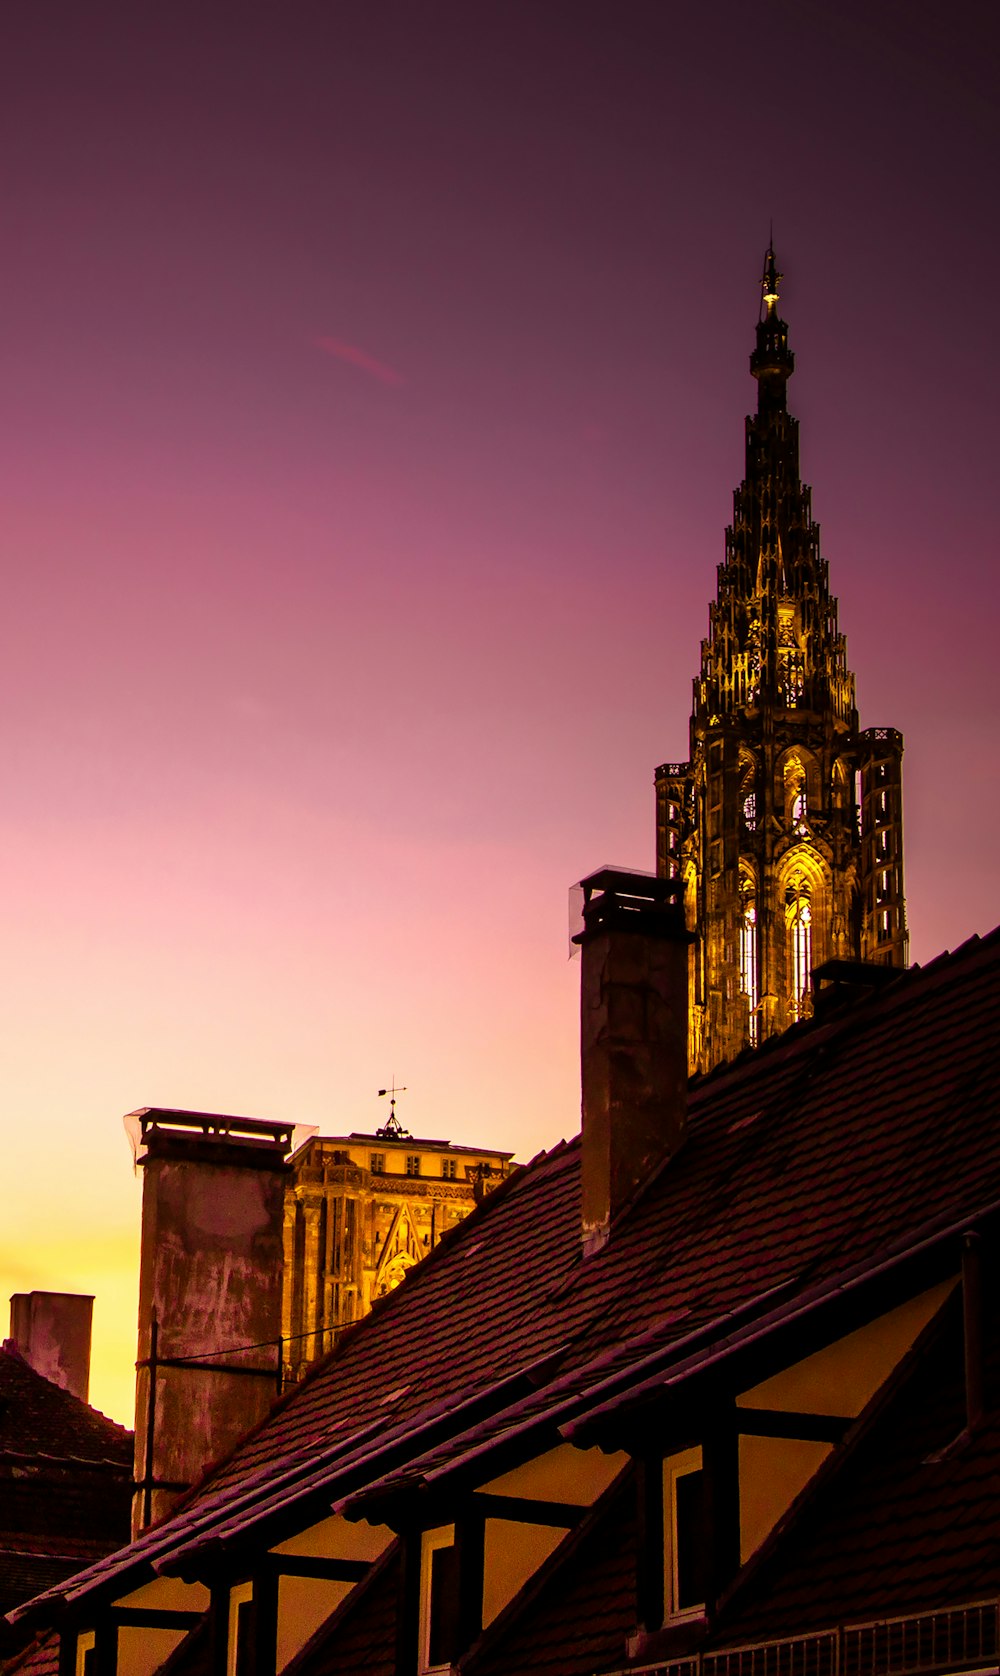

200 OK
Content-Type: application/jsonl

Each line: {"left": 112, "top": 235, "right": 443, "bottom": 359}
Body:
{"left": 376, "top": 1079, "right": 411, "bottom": 1139}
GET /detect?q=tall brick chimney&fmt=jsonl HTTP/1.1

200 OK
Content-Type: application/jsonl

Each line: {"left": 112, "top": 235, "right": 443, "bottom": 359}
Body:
{"left": 8, "top": 1291, "right": 94, "bottom": 1402}
{"left": 574, "top": 868, "right": 690, "bottom": 1254}
{"left": 130, "top": 1108, "right": 293, "bottom": 1535}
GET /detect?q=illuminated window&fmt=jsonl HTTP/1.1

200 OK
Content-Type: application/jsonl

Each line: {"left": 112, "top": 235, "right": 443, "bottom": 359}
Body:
{"left": 739, "top": 881, "right": 759, "bottom": 1046}
{"left": 370, "top": 1152, "right": 385, "bottom": 1175}
{"left": 784, "top": 757, "right": 809, "bottom": 835}
{"left": 779, "top": 652, "right": 804, "bottom": 707}
{"left": 746, "top": 616, "right": 761, "bottom": 704}
{"left": 405, "top": 1155, "right": 421, "bottom": 1177}
{"left": 419, "top": 1526, "right": 460, "bottom": 1671}
{"left": 227, "top": 1584, "right": 254, "bottom": 1676}
{"left": 663, "top": 1447, "right": 708, "bottom": 1618}
{"left": 742, "top": 791, "right": 757, "bottom": 830}
{"left": 787, "top": 884, "right": 812, "bottom": 1020}
{"left": 441, "top": 1158, "right": 457, "bottom": 1179}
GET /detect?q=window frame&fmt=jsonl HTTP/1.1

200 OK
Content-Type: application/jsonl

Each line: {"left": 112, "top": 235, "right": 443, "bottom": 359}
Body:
{"left": 75, "top": 1632, "right": 96, "bottom": 1676}
{"left": 662, "top": 1446, "right": 707, "bottom": 1622}
{"left": 418, "top": 1524, "right": 457, "bottom": 1674}
{"left": 227, "top": 1581, "right": 254, "bottom": 1676}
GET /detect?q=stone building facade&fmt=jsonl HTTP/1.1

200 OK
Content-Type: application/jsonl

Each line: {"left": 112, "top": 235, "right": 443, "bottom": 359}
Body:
{"left": 282, "top": 1125, "right": 513, "bottom": 1385}
{"left": 656, "top": 249, "right": 907, "bottom": 1074}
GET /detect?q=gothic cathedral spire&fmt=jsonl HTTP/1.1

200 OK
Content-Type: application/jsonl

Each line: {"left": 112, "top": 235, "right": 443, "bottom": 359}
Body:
{"left": 656, "top": 249, "right": 908, "bottom": 1075}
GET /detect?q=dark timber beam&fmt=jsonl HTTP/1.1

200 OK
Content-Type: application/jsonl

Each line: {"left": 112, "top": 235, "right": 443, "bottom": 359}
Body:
{"left": 734, "top": 1407, "right": 850, "bottom": 1442}
{"left": 472, "top": 1492, "right": 587, "bottom": 1527}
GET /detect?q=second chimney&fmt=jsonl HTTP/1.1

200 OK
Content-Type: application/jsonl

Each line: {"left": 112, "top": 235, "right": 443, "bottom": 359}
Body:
{"left": 8, "top": 1291, "right": 94, "bottom": 1402}
{"left": 575, "top": 868, "right": 690, "bottom": 1254}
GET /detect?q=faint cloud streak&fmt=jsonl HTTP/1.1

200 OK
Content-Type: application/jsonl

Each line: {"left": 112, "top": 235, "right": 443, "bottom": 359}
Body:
{"left": 315, "top": 336, "right": 404, "bottom": 386}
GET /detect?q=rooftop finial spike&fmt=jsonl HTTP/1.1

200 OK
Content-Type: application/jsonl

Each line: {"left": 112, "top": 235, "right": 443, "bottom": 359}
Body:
{"left": 761, "top": 240, "right": 781, "bottom": 321}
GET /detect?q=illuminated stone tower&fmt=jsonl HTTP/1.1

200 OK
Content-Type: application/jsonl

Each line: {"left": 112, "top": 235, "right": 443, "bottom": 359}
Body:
{"left": 656, "top": 249, "right": 907, "bottom": 1075}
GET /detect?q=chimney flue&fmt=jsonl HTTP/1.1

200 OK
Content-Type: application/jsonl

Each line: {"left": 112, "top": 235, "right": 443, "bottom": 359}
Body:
{"left": 8, "top": 1291, "right": 94, "bottom": 1402}
{"left": 574, "top": 869, "right": 690, "bottom": 1255}
{"left": 130, "top": 1108, "right": 293, "bottom": 1535}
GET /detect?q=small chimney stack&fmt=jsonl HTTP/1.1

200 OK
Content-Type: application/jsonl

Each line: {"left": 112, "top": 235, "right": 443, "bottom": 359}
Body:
{"left": 574, "top": 869, "right": 690, "bottom": 1254}
{"left": 130, "top": 1108, "right": 293, "bottom": 1536}
{"left": 8, "top": 1291, "right": 94, "bottom": 1402}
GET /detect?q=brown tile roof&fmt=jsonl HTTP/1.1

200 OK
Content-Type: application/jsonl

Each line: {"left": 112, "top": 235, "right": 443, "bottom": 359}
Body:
{"left": 289, "top": 1547, "right": 399, "bottom": 1676}
{"left": 714, "top": 1284, "right": 1000, "bottom": 1643}
{"left": 12, "top": 929, "right": 1000, "bottom": 1644}
{"left": 0, "top": 1349, "right": 133, "bottom": 1652}
{"left": 463, "top": 1472, "right": 639, "bottom": 1676}
{"left": 0, "top": 1630, "right": 60, "bottom": 1676}
{"left": 0, "top": 1349, "right": 132, "bottom": 1469}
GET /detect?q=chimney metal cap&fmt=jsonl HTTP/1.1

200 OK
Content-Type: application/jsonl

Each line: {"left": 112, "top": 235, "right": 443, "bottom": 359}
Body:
{"left": 572, "top": 867, "right": 688, "bottom": 946}
{"left": 125, "top": 1107, "right": 295, "bottom": 1170}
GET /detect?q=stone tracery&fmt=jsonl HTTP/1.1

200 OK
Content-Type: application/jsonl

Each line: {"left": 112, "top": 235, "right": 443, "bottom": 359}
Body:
{"left": 656, "top": 249, "right": 908, "bottom": 1073}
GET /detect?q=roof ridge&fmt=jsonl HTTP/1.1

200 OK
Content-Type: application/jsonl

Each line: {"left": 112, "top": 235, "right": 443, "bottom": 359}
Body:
{"left": 689, "top": 923, "right": 1000, "bottom": 1098}
{"left": 0, "top": 1345, "right": 132, "bottom": 1439}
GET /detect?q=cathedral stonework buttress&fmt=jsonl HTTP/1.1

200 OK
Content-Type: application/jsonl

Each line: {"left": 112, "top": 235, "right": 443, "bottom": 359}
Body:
{"left": 656, "top": 249, "right": 908, "bottom": 1075}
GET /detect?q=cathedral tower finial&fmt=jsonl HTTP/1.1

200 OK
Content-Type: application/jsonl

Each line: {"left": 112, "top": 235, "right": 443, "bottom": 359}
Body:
{"left": 655, "top": 250, "right": 908, "bottom": 1076}
{"left": 761, "top": 240, "right": 781, "bottom": 319}
{"left": 750, "top": 241, "right": 794, "bottom": 409}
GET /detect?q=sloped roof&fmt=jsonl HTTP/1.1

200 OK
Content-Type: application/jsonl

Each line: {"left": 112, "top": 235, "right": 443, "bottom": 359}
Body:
{"left": 0, "top": 1630, "right": 60, "bottom": 1676}
{"left": 12, "top": 929, "right": 1000, "bottom": 1628}
{"left": 0, "top": 1348, "right": 134, "bottom": 1646}
{"left": 0, "top": 1349, "right": 132, "bottom": 1468}
{"left": 715, "top": 1284, "right": 1000, "bottom": 1643}
{"left": 464, "top": 1472, "right": 639, "bottom": 1676}
{"left": 289, "top": 1547, "right": 400, "bottom": 1676}
{"left": 0, "top": 1337, "right": 134, "bottom": 1583}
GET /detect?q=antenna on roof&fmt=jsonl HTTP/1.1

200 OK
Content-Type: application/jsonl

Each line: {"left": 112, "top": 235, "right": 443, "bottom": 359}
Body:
{"left": 376, "top": 1079, "right": 411, "bottom": 1139}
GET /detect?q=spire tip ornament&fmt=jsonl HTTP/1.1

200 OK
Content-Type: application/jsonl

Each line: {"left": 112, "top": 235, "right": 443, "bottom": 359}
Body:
{"left": 761, "top": 240, "right": 781, "bottom": 319}
{"left": 750, "top": 240, "right": 793, "bottom": 405}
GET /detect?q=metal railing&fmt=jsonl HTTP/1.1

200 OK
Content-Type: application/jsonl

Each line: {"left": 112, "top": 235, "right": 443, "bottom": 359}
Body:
{"left": 605, "top": 1600, "right": 999, "bottom": 1676}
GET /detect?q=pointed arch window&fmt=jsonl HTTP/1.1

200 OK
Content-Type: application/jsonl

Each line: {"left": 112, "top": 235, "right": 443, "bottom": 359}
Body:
{"left": 740, "top": 752, "right": 759, "bottom": 833}
{"left": 739, "top": 875, "right": 759, "bottom": 1046}
{"left": 786, "top": 880, "right": 812, "bottom": 1021}
{"left": 745, "top": 616, "right": 762, "bottom": 705}
{"left": 783, "top": 757, "right": 809, "bottom": 836}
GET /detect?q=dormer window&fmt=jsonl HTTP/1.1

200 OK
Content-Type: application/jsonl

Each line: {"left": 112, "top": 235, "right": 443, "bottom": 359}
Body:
{"left": 663, "top": 1448, "right": 708, "bottom": 1619}
{"left": 419, "top": 1526, "right": 461, "bottom": 1672}
{"left": 227, "top": 1583, "right": 254, "bottom": 1676}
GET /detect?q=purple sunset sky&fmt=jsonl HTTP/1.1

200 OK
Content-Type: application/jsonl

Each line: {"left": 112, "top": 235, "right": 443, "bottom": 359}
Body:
{"left": 2, "top": 1, "right": 998, "bottom": 1419}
